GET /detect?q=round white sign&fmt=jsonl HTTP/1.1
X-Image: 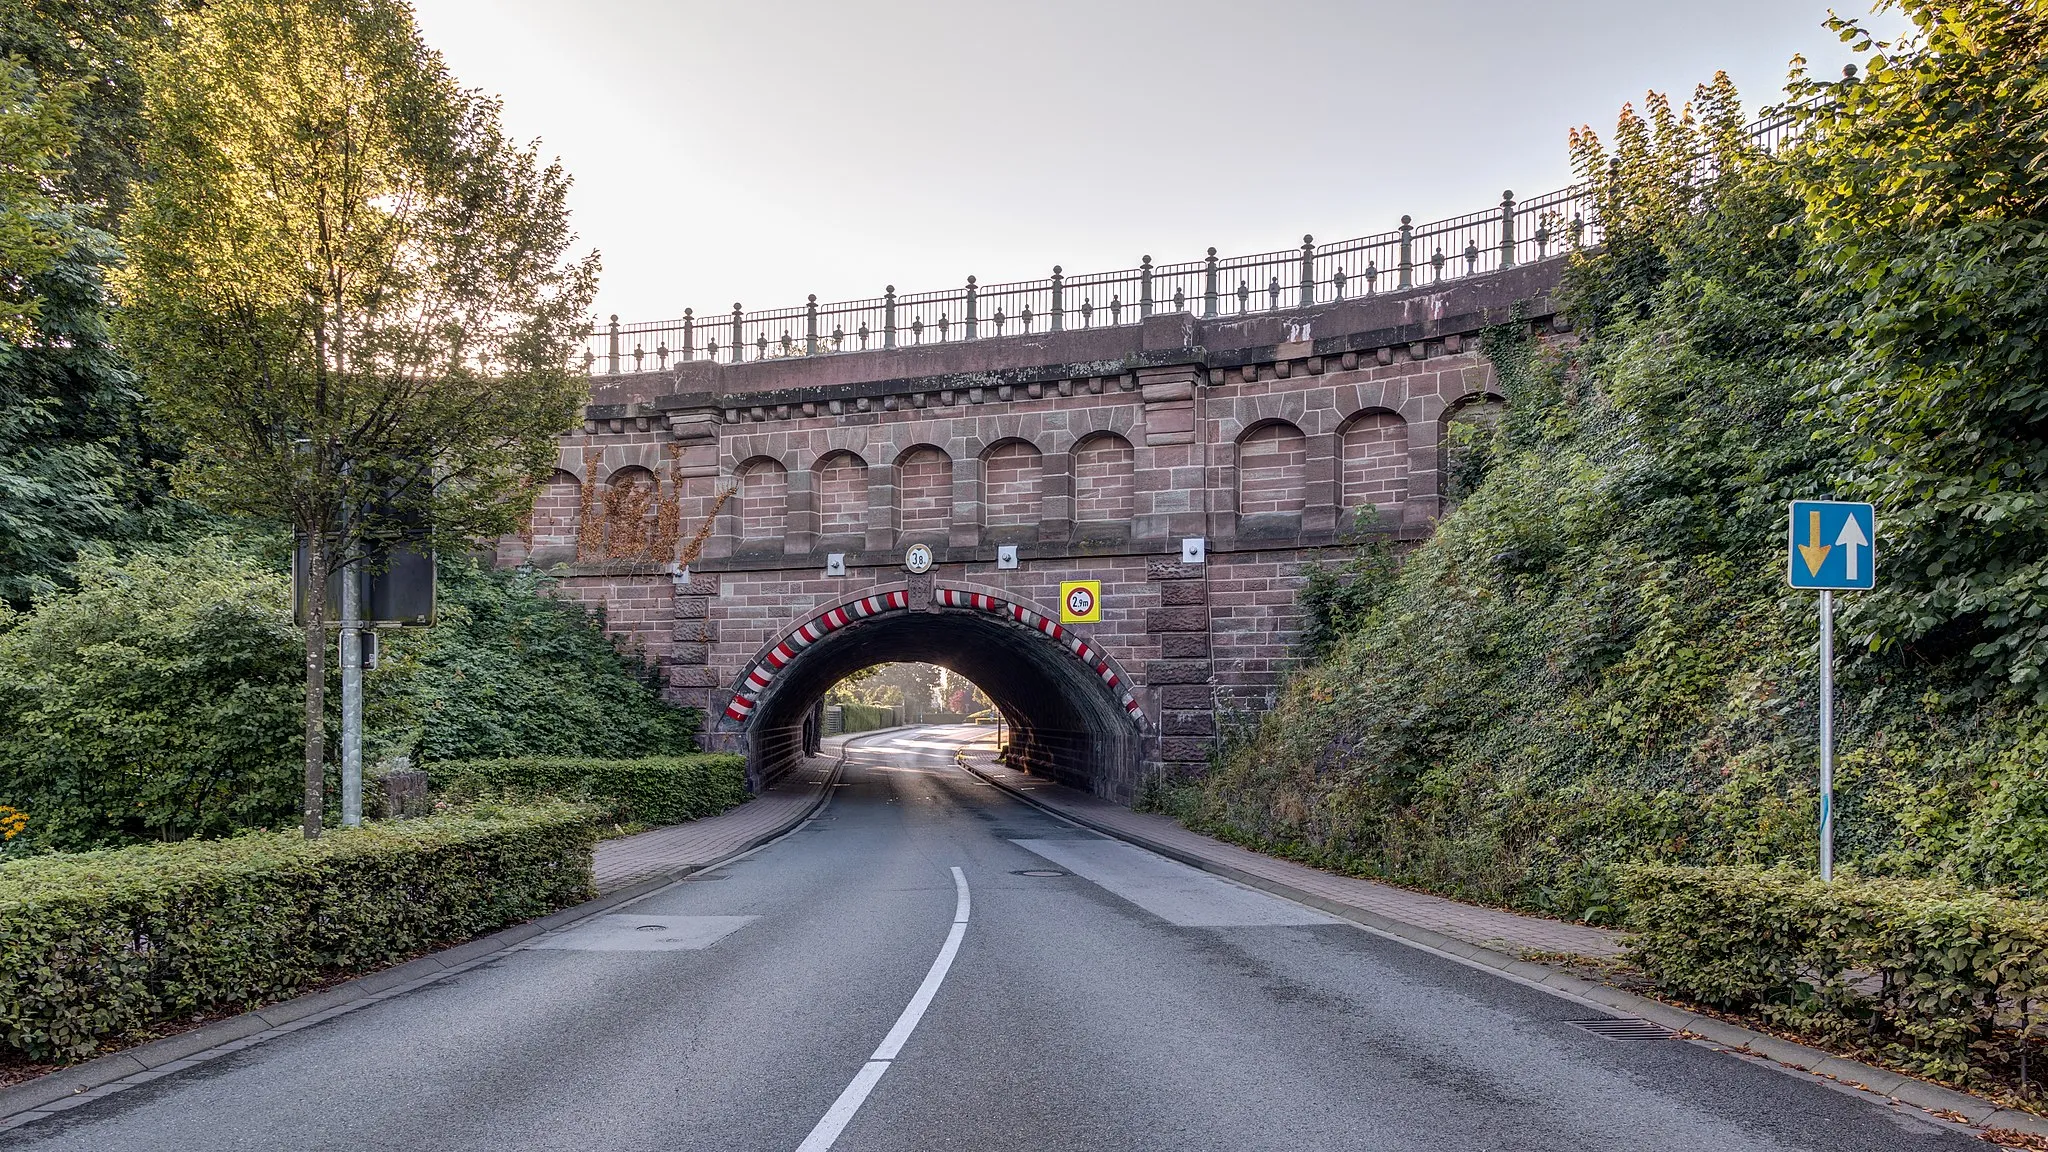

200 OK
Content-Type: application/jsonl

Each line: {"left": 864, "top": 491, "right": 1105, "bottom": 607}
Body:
{"left": 904, "top": 543, "right": 934, "bottom": 574}
{"left": 1065, "top": 585, "right": 1095, "bottom": 617}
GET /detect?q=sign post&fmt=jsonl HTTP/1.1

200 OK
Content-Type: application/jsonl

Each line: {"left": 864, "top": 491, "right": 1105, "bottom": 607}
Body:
{"left": 1786, "top": 500, "right": 1876, "bottom": 881}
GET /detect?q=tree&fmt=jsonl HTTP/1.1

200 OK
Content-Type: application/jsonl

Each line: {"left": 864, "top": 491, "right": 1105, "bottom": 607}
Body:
{"left": 0, "top": 62, "right": 142, "bottom": 604}
{"left": 0, "top": 0, "right": 176, "bottom": 230}
{"left": 1789, "top": 0, "right": 2048, "bottom": 703}
{"left": 117, "top": 0, "right": 599, "bottom": 836}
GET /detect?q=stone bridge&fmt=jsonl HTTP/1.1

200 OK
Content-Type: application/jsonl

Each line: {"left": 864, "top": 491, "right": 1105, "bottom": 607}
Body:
{"left": 496, "top": 258, "right": 1568, "bottom": 799}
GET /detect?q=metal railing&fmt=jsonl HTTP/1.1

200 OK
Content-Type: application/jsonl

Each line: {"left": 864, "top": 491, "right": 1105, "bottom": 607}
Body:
{"left": 587, "top": 104, "right": 1811, "bottom": 376}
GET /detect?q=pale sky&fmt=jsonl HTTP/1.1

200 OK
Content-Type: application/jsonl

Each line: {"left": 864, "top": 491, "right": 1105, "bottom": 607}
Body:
{"left": 405, "top": 1, "right": 1905, "bottom": 328}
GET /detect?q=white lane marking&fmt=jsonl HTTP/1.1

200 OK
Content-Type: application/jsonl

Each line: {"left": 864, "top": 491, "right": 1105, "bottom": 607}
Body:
{"left": 1012, "top": 838, "right": 1337, "bottom": 928}
{"left": 794, "top": 866, "right": 970, "bottom": 1152}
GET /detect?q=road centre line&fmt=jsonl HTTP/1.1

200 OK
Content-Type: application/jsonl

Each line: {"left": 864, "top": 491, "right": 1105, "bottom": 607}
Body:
{"left": 794, "top": 866, "right": 970, "bottom": 1152}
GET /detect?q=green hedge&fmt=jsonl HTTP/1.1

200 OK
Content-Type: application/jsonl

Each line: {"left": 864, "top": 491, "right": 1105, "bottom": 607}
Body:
{"left": 1620, "top": 864, "right": 2048, "bottom": 1082}
{"left": 426, "top": 754, "right": 748, "bottom": 826}
{"left": 0, "top": 803, "right": 597, "bottom": 1061}
{"left": 835, "top": 703, "right": 896, "bottom": 733}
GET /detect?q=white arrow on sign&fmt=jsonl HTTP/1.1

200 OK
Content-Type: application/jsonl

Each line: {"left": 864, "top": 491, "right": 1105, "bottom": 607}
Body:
{"left": 1834, "top": 514, "right": 1869, "bottom": 581}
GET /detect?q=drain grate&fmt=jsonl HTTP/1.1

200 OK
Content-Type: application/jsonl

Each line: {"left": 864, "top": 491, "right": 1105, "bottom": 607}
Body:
{"left": 1568, "top": 1017, "right": 1679, "bottom": 1041}
{"left": 1012, "top": 868, "right": 1069, "bottom": 878}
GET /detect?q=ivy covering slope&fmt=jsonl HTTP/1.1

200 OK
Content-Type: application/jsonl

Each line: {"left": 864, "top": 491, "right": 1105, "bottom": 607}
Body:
{"left": 1157, "top": 1, "right": 2048, "bottom": 922}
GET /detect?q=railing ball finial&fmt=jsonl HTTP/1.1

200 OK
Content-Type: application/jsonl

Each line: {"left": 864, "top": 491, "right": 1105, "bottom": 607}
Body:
{"left": 1207, "top": 246, "right": 1217, "bottom": 257}
{"left": 809, "top": 293, "right": 817, "bottom": 303}
{"left": 967, "top": 274, "right": 976, "bottom": 285}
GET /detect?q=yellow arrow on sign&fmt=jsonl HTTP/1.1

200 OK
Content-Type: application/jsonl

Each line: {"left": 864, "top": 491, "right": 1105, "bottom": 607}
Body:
{"left": 1798, "top": 509, "right": 1832, "bottom": 576}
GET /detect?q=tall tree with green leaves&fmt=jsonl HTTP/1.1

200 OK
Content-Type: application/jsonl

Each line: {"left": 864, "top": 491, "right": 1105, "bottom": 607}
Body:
{"left": 1790, "top": 0, "right": 2048, "bottom": 704}
{"left": 0, "top": 62, "right": 141, "bottom": 604}
{"left": 117, "top": 0, "right": 599, "bottom": 837}
{"left": 0, "top": 0, "right": 176, "bottom": 230}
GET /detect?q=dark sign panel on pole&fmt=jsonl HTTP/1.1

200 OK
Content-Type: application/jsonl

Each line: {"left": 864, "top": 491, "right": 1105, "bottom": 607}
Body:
{"left": 292, "top": 538, "right": 437, "bottom": 627}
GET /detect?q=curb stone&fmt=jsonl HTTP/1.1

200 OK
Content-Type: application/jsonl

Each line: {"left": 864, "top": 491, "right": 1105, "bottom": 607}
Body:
{"left": 963, "top": 757, "right": 2048, "bottom": 1142}
{"left": 0, "top": 747, "right": 855, "bottom": 1132}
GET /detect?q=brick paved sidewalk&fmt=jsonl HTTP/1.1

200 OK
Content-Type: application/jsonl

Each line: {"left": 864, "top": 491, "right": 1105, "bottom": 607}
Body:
{"left": 591, "top": 741, "right": 846, "bottom": 893}
{"left": 960, "top": 741, "right": 1621, "bottom": 959}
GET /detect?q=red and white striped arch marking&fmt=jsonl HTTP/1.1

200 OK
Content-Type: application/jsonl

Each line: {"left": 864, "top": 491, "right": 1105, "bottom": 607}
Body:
{"left": 722, "top": 586, "right": 1144, "bottom": 726}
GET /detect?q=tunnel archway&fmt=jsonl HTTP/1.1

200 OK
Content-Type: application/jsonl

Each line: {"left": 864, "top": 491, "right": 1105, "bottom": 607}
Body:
{"left": 716, "top": 585, "right": 1149, "bottom": 800}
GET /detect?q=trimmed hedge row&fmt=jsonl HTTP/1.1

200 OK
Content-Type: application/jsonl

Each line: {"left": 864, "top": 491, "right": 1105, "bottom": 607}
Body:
{"left": 834, "top": 703, "right": 897, "bottom": 734}
{"left": 0, "top": 803, "right": 597, "bottom": 1062}
{"left": 1620, "top": 864, "right": 2048, "bottom": 1081}
{"left": 426, "top": 754, "right": 749, "bottom": 826}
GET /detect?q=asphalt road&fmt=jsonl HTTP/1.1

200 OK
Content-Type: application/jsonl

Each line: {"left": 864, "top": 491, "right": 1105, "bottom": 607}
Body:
{"left": 8, "top": 726, "right": 1978, "bottom": 1151}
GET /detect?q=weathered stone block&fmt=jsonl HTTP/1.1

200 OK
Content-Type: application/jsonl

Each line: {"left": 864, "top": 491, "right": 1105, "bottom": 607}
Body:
{"left": 1159, "top": 632, "right": 1210, "bottom": 659}
{"left": 1158, "top": 580, "right": 1206, "bottom": 606}
{"left": 672, "top": 620, "right": 717, "bottom": 643}
{"left": 1158, "top": 684, "right": 1213, "bottom": 708}
{"left": 673, "top": 595, "right": 711, "bottom": 618}
{"left": 1144, "top": 659, "right": 1213, "bottom": 684}
{"left": 1163, "top": 710, "right": 1215, "bottom": 736}
{"left": 1159, "top": 736, "right": 1216, "bottom": 762}
{"left": 670, "top": 642, "right": 710, "bottom": 664}
{"left": 667, "top": 665, "right": 722, "bottom": 687}
{"left": 1145, "top": 607, "right": 1208, "bottom": 633}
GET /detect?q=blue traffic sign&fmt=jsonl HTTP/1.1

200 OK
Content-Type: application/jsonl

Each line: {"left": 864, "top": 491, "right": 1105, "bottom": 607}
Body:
{"left": 1787, "top": 501, "right": 1876, "bottom": 590}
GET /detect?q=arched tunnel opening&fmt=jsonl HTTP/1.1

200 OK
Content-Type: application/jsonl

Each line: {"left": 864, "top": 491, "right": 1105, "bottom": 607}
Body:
{"left": 728, "top": 601, "right": 1148, "bottom": 801}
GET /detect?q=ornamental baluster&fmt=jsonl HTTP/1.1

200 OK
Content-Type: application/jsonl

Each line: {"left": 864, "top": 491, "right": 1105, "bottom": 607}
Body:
{"left": 606, "top": 314, "right": 620, "bottom": 375}
{"left": 1299, "top": 234, "right": 1315, "bottom": 307}
{"left": 1050, "top": 266, "right": 1065, "bottom": 332}
{"left": 1499, "top": 190, "right": 1517, "bottom": 269}
{"left": 1203, "top": 247, "right": 1219, "bottom": 317}
{"left": 965, "top": 276, "right": 978, "bottom": 340}
{"left": 682, "top": 308, "right": 694, "bottom": 361}
{"left": 805, "top": 295, "right": 819, "bottom": 355}
{"left": 1139, "top": 255, "right": 1154, "bottom": 319}
{"left": 884, "top": 285, "right": 897, "bottom": 350}
{"left": 1397, "top": 216, "right": 1414, "bottom": 289}
{"left": 730, "top": 304, "right": 743, "bottom": 363}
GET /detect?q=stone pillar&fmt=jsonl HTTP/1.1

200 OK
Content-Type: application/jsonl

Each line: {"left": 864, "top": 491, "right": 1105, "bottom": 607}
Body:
{"left": 668, "top": 570, "right": 723, "bottom": 718}
{"left": 1039, "top": 449, "right": 1073, "bottom": 545}
{"left": 1145, "top": 558, "right": 1214, "bottom": 780}
{"left": 785, "top": 467, "right": 817, "bottom": 555}
{"left": 1134, "top": 363, "right": 1206, "bottom": 541}
{"left": 1405, "top": 416, "right": 1443, "bottom": 529}
{"left": 1303, "top": 431, "right": 1340, "bottom": 534}
{"left": 866, "top": 462, "right": 897, "bottom": 553}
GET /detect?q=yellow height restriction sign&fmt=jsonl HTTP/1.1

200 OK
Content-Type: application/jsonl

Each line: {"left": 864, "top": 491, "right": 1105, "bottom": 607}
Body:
{"left": 1059, "top": 580, "right": 1102, "bottom": 623}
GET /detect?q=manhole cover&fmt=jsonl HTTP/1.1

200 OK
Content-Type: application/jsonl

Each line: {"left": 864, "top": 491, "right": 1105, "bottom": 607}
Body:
{"left": 1568, "top": 1017, "right": 1678, "bottom": 1041}
{"left": 1012, "top": 868, "right": 1069, "bottom": 878}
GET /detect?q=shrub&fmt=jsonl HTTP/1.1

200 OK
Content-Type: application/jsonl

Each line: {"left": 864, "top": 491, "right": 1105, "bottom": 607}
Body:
{"left": 835, "top": 703, "right": 896, "bottom": 734}
{"left": 0, "top": 540, "right": 705, "bottom": 850}
{"left": 372, "top": 559, "right": 703, "bottom": 763}
{"left": 1619, "top": 863, "right": 2048, "bottom": 1083}
{"left": 426, "top": 754, "right": 747, "bottom": 826}
{"left": 0, "top": 802, "right": 596, "bottom": 1061}
{"left": 0, "top": 539, "right": 304, "bottom": 850}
